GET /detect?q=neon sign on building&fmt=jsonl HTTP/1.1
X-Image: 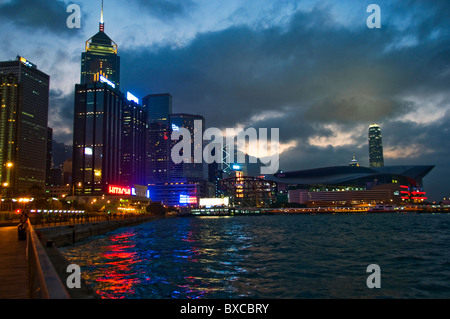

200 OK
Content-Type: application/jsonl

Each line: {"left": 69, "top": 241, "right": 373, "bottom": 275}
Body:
{"left": 127, "top": 92, "right": 139, "bottom": 104}
{"left": 100, "top": 75, "right": 116, "bottom": 88}
{"left": 108, "top": 185, "right": 131, "bottom": 195}
{"left": 108, "top": 185, "right": 150, "bottom": 198}
{"left": 179, "top": 194, "right": 197, "bottom": 205}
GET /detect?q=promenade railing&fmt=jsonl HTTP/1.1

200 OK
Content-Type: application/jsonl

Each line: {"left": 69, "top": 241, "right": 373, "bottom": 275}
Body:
{"left": 26, "top": 220, "right": 71, "bottom": 299}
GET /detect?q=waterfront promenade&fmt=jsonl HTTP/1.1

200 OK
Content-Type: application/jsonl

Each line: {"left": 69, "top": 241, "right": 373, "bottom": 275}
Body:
{"left": 0, "top": 226, "right": 27, "bottom": 299}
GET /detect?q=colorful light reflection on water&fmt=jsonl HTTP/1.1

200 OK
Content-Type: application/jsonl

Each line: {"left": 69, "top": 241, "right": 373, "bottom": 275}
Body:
{"left": 61, "top": 214, "right": 450, "bottom": 299}
{"left": 62, "top": 217, "right": 253, "bottom": 299}
{"left": 95, "top": 231, "right": 142, "bottom": 298}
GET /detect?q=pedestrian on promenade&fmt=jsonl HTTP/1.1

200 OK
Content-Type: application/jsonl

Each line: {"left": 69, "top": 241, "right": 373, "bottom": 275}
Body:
{"left": 18, "top": 210, "right": 28, "bottom": 240}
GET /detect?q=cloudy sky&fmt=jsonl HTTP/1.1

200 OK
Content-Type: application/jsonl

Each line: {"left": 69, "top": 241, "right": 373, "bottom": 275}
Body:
{"left": 1, "top": 0, "right": 449, "bottom": 201}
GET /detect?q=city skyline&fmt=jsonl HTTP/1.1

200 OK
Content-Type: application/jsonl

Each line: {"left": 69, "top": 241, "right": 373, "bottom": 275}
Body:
{"left": 0, "top": 0, "right": 449, "bottom": 201}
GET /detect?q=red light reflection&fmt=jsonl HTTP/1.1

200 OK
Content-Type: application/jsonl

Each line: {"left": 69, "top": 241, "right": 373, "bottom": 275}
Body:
{"left": 95, "top": 231, "right": 142, "bottom": 299}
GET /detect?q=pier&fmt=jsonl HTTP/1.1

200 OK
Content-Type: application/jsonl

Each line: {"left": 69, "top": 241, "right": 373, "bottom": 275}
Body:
{"left": 0, "top": 226, "right": 27, "bottom": 298}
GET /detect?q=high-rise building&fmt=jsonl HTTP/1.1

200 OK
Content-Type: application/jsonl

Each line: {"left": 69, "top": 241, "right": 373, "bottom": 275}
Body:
{"left": 0, "top": 73, "right": 20, "bottom": 197}
{"left": 148, "top": 113, "right": 215, "bottom": 206}
{"left": 143, "top": 93, "right": 172, "bottom": 183}
{"left": 170, "top": 113, "right": 207, "bottom": 181}
{"left": 368, "top": 123, "right": 384, "bottom": 167}
{"left": 80, "top": 1, "right": 120, "bottom": 89}
{"left": 0, "top": 56, "right": 49, "bottom": 196}
{"left": 73, "top": 3, "right": 149, "bottom": 196}
{"left": 72, "top": 82, "right": 123, "bottom": 195}
{"left": 121, "top": 97, "right": 146, "bottom": 186}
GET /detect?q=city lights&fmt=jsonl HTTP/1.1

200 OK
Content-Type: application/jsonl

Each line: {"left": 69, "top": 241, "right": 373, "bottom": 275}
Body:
{"left": 99, "top": 75, "right": 115, "bottom": 88}
{"left": 127, "top": 92, "right": 139, "bottom": 104}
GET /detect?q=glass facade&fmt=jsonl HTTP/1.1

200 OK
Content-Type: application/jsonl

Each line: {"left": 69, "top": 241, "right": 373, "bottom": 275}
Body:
{"left": 369, "top": 123, "right": 384, "bottom": 167}
{"left": 170, "top": 113, "right": 207, "bottom": 181}
{"left": 0, "top": 74, "right": 20, "bottom": 196}
{"left": 73, "top": 83, "right": 123, "bottom": 195}
{"left": 121, "top": 99, "right": 146, "bottom": 186}
{"left": 143, "top": 94, "right": 172, "bottom": 183}
{"left": 81, "top": 31, "right": 120, "bottom": 90}
{"left": 0, "top": 57, "right": 49, "bottom": 196}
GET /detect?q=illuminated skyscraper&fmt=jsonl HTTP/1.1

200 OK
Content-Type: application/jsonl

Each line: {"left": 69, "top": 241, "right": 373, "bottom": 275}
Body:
{"left": 72, "top": 82, "right": 123, "bottom": 195}
{"left": 170, "top": 113, "right": 207, "bottom": 181}
{"left": 73, "top": 2, "right": 148, "bottom": 195}
{"left": 0, "top": 56, "right": 49, "bottom": 196}
{"left": 368, "top": 123, "right": 384, "bottom": 167}
{"left": 121, "top": 97, "right": 147, "bottom": 186}
{"left": 73, "top": 2, "right": 132, "bottom": 195}
{"left": 143, "top": 93, "right": 172, "bottom": 183}
{"left": 80, "top": 0, "right": 120, "bottom": 89}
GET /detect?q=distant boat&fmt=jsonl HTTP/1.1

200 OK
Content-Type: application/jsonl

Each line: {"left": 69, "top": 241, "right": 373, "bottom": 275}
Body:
{"left": 368, "top": 204, "right": 397, "bottom": 212}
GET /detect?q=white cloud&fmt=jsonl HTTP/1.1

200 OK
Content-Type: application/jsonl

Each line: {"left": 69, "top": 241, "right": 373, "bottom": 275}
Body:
{"left": 396, "top": 92, "right": 450, "bottom": 125}
{"left": 308, "top": 123, "right": 366, "bottom": 148}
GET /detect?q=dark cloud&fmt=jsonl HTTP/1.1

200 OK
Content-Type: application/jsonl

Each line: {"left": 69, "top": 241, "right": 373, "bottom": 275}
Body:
{"left": 23, "top": 0, "right": 446, "bottom": 201}
{"left": 120, "top": 3, "right": 449, "bottom": 129}
{"left": 116, "top": 2, "right": 450, "bottom": 201}
{"left": 130, "top": 0, "right": 195, "bottom": 20}
{"left": 0, "top": 0, "right": 83, "bottom": 35}
{"left": 48, "top": 88, "right": 74, "bottom": 145}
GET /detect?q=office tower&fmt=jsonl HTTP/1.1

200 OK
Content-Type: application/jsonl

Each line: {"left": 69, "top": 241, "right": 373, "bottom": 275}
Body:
{"left": 121, "top": 97, "right": 147, "bottom": 186}
{"left": 73, "top": 1, "right": 150, "bottom": 196}
{"left": 72, "top": 82, "right": 123, "bottom": 195}
{"left": 143, "top": 93, "right": 172, "bottom": 183}
{"left": 170, "top": 113, "right": 207, "bottom": 181}
{"left": 0, "top": 74, "right": 20, "bottom": 197}
{"left": 369, "top": 123, "right": 384, "bottom": 167}
{"left": 0, "top": 56, "right": 49, "bottom": 196}
{"left": 80, "top": 1, "right": 120, "bottom": 89}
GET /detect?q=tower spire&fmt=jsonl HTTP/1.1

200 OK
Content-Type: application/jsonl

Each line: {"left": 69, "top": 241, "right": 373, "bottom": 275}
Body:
{"left": 99, "top": 0, "right": 104, "bottom": 32}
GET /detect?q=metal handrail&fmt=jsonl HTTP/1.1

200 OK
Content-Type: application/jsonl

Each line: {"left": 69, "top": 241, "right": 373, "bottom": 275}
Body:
{"left": 26, "top": 220, "right": 70, "bottom": 299}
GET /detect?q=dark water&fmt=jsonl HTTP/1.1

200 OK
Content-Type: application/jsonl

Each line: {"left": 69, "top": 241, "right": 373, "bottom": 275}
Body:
{"left": 61, "top": 213, "right": 450, "bottom": 299}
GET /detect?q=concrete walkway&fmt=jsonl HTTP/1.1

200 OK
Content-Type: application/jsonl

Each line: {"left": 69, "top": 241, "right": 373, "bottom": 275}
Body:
{"left": 0, "top": 226, "right": 28, "bottom": 299}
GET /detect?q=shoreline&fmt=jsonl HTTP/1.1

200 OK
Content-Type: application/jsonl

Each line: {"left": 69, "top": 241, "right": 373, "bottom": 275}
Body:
{"left": 36, "top": 215, "right": 168, "bottom": 299}
{"left": 34, "top": 211, "right": 448, "bottom": 299}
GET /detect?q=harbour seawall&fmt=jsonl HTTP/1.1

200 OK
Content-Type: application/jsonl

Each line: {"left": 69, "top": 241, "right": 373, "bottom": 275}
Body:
{"left": 34, "top": 215, "right": 166, "bottom": 299}
{"left": 36, "top": 216, "right": 163, "bottom": 247}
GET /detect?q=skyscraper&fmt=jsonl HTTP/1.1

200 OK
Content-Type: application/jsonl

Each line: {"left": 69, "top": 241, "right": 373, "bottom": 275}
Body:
{"left": 170, "top": 113, "right": 207, "bottom": 181}
{"left": 73, "top": 2, "right": 148, "bottom": 195}
{"left": 72, "top": 82, "right": 123, "bottom": 195}
{"left": 368, "top": 123, "right": 384, "bottom": 167}
{"left": 0, "top": 73, "right": 20, "bottom": 197}
{"left": 80, "top": 1, "right": 120, "bottom": 89}
{"left": 73, "top": 2, "right": 122, "bottom": 195}
{"left": 121, "top": 97, "right": 147, "bottom": 186}
{"left": 0, "top": 56, "right": 49, "bottom": 196}
{"left": 143, "top": 93, "right": 172, "bottom": 183}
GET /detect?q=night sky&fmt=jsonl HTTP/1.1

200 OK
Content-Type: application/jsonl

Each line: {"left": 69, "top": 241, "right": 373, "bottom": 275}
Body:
{"left": 1, "top": 0, "right": 449, "bottom": 201}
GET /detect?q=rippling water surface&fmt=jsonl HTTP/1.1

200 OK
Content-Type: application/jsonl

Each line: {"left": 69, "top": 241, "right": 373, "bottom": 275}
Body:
{"left": 61, "top": 213, "right": 450, "bottom": 299}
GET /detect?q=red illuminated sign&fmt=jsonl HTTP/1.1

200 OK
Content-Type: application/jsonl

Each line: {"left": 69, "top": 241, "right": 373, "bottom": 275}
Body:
{"left": 108, "top": 185, "right": 131, "bottom": 195}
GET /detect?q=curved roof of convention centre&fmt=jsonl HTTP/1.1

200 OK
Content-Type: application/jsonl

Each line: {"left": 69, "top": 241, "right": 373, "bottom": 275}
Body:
{"left": 265, "top": 165, "right": 434, "bottom": 185}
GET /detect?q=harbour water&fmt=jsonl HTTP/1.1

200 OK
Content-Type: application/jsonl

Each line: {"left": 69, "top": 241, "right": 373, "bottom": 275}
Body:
{"left": 61, "top": 213, "right": 450, "bottom": 299}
